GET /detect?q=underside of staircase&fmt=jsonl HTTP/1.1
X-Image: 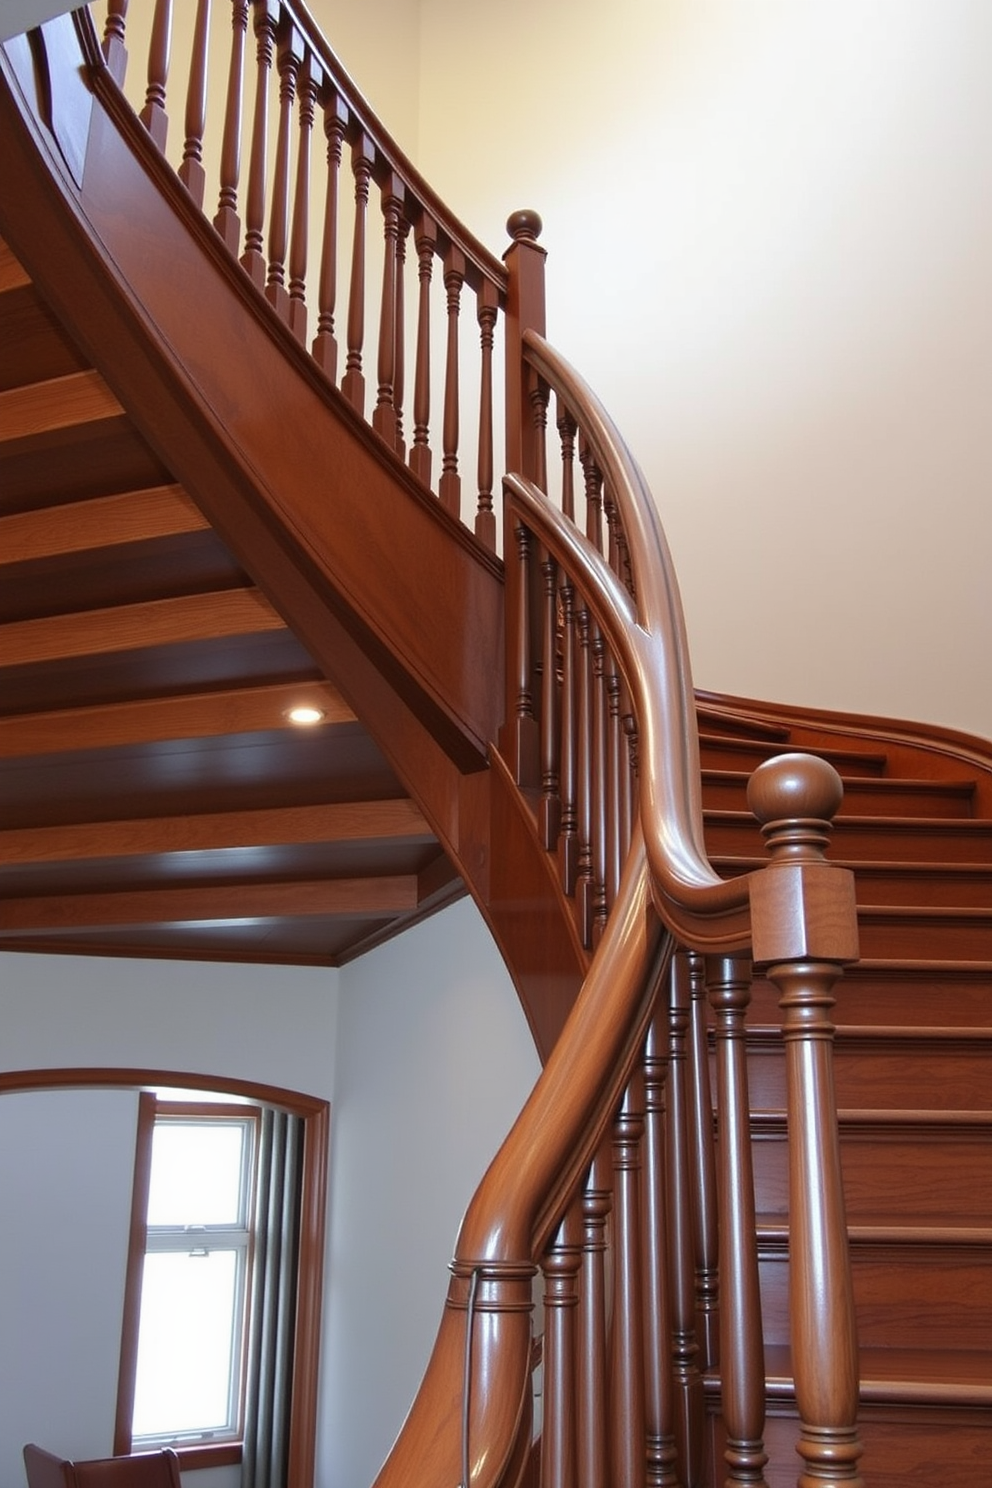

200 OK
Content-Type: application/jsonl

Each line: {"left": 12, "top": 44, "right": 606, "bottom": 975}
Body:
{"left": 0, "top": 7, "right": 989, "bottom": 1486}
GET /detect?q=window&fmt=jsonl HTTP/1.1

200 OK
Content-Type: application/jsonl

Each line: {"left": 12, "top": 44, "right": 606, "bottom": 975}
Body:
{"left": 130, "top": 1103, "right": 258, "bottom": 1448}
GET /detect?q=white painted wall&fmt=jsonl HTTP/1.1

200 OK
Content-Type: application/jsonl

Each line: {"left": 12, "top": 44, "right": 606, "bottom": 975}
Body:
{"left": 413, "top": 0, "right": 992, "bottom": 742}
{"left": 319, "top": 896, "right": 541, "bottom": 1488}
{"left": 0, "top": 1087, "right": 138, "bottom": 1487}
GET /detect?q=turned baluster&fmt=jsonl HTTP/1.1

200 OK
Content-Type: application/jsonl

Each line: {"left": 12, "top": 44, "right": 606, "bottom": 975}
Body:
{"left": 539, "top": 548, "right": 561, "bottom": 850}
{"left": 580, "top": 435, "right": 604, "bottom": 555}
{"left": 604, "top": 485, "right": 620, "bottom": 575}
{"left": 541, "top": 1205, "right": 582, "bottom": 1488}
{"left": 557, "top": 579, "right": 579, "bottom": 897}
{"left": 503, "top": 209, "right": 546, "bottom": 482}
{"left": 102, "top": 0, "right": 129, "bottom": 84}
{"left": 475, "top": 280, "right": 499, "bottom": 548}
{"left": 265, "top": 27, "right": 302, "bottom": 322}
{"left": 177, "top": 0, "right": 211, "bottom": 207}
{"left": 240, "top": 0, "right": 278, "bottom": 288}
{"left": 589, "top": 630, "right": 608, "bottom": 946}
{"left": 557, "top": 400, "right": 577, "bottom": 523}
{"left": 408, "top": 211, "right": 436, "bottom": 487}
{"left": 617, "top": 682, "right": 635, "bottom": 867}
{"left": 747, "top": 755, "right": 863, "bottom": 1488}
{"left": 667, "top": 953, "right": 705, "bottom": 1487}
{"left": 311, "top": 88, "right": 347, "bottom": 379}
{"left": 686, "top": 952, "right": 719, "bottom": 1369}
{"left": 439, "top": 246, "right": 465, "bottom": 518}
{"left": 140, "top": 0, "right": 172, "bottom": 150}
{"left": 577, "top": 1147, "right": 611, "bottom": 1488}
{"left": 341, "top": 131, "right": 374, "bottom": 414}
{"left": 394, "top": 218, "right": 409, "bottom": 458}
{"left": 705, "top": 953, "right": 769, "bottom": 1487}
{"left": 605, "top": 655, "right": 623, "bottom": 908}
{"left": 530, "top": 377, "right": 550, "bottom": 497}
{"left": 213, "top": 0, "right": 249, "bottom": 253}
{"left": 643, "top": 1006, "right": 680, "bottom": 1488}
{"left": 373, "top": 171, "right": 404, "bottom": 448}
{"left": 287, "top": 51, "right": 319, "bottom": 343}
{"left": 610, "top": 1070, "right": 647, "bottom": 1488}
{"left": 575, "top": 602, "right": 594, "bottom": 947}
{"left": 502, "top": 522, "right": 539, "bottom": 788}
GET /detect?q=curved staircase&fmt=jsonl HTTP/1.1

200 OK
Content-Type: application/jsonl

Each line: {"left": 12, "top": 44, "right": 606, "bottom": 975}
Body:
{"left": 0, "top": 6, "right": 989, "bottom": 1486}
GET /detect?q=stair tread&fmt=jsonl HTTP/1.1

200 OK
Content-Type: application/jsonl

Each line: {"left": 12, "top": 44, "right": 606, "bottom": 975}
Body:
{"left": 760, "top": 1345, "right": 992, "bottom": 1405}
{"left": 697, "top": 733, "right": 889, "bottom": 774}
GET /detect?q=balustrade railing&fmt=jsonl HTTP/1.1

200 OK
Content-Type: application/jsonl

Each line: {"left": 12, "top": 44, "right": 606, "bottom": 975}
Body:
{"left": 98, "top": 0, "right": 509, "bottom": 545}
{"left": 28, "top": 10, "right": 866, "bottom": 1483}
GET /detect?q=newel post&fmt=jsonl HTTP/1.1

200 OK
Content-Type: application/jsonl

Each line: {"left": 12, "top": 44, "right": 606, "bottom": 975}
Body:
{"left": 747, "top": 755, "right": 864, "bottom": 1487}
{"left": 500, "top": 210, "right": 546, "bottom": 787}
{"left": 503, "top": 209, "right": 546, "bottom": 483}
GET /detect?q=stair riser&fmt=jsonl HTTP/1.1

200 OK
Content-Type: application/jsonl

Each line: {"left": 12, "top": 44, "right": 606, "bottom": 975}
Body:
{"left": 747, "top": 972, "right": 992, "bottom": 1030}
{"left": 705, "top": 816, "right": 992, "bottom": 863}
{"left": 751, "top": 1132, "right": 992, "bottom": 1225}
{"left": 738, "top": 1045, "right": 992, "bottom": 1112}
{"left": 702, "top": 774, "right": 975, "bottom": 819}
{"left": 757, "top": 1252, "right": 992, "bottom": 1351}
{"left": 698, "top": 737, "right": 887, "bottom": 777}
{"left": 857, "top": 915, "right": 992, "bottom": 959}
{"left": 707, "top": 1410, "right": 992, "bottom": 1488}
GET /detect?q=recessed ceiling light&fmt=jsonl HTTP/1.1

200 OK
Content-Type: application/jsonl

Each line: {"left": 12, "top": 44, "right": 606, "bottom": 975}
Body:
{"left": 287, "top": 705, "right": 326, "bottom": 726}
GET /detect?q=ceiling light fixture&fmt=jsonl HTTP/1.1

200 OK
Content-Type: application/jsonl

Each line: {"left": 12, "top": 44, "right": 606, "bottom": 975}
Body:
{"left": 286, "top": 705, "right": 326, "bottom": 726}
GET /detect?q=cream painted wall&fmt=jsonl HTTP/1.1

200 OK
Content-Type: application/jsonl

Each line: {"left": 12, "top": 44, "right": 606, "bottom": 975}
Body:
{"left": 414, "top": 0, "right": 992, "bottom": 741}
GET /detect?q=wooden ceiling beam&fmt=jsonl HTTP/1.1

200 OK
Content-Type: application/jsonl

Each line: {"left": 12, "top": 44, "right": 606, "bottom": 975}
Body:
{"left": 0, "top": 798, "right": 433, "bottom": 864}
{"left": 0, "top": 587, "right": 285, "bottom": 666}
{"left": 0, "top": 368, "right": 121, "bottom": 441}
{"left": 0, "top": 484, "right": 209, "bottom": 563}
{"left": 0, "top": 681, "right": 355, "bottom": 756}
{"left": 0, "top": 876, "right": 420, "bottom": 930}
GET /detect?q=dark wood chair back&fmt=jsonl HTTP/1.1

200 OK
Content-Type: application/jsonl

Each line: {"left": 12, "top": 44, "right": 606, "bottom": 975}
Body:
{"left": 23, "top": 1445, "right": 183, "bottom": 1488}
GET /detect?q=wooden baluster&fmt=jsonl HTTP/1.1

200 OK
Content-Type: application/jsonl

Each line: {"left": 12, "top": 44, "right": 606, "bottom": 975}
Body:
{"left": 287, "top": 51, "right": 320, "bottom": 344}
{"left": 557, "top": 400, "right": 577, "bottom": 523}
{"left": 140, "top": 0, "right": 172, "bottom": 150}
{"left": 590, "top": 629, "right": 608, "bottom": 946}
{"left": 213, "top": 0, "right": 249, "bottom": 253}
{"left": 580, "top": 434, "right": 604, "bottom": 555}
{"left": 747, "top": 755, "right": 864, "bottom": 1488}
{"left": 439, "top": 246, "right": 465, "bottom": 518}
{"left": 502, "top": 522, "right": 539, "bottom": 789}
{"left": 604, "top": 485, "right": 620, "bottom": 575}
{"left": 475, "top": 279, "right": 499, "bottom": 548}
{"left": 577, "top": 1147, "right": 611, "bottom": 1488}
{"left": 643, "top": 1007, "right": 681, "bottom": 1488}
{"left": 102, "top": 0, "right": 129, "bottom": 84}
{"left": 575, "top": 601, "right": 594, "bottom": 947}
{"left": 704, "top": 953, "right": 768, "bottom": 1487}
{"left": 667, "top": 953, "right": 705, "bottom": 1487}
{"left": 557, "top": 578, "right": 579, "bottom": 897}
{"left": 605, "top": 652, "right": 623, "bottom": 909}
{"left": 178, "top": 0, "right": 211, "bottom": 208}
{"left": 530, "top": 377, "right": 550, "bottom": 497}
{"left": 311, "top": 87, "right": 347, "bottom": 379}
{"left": 503, "top": 209, "right": 546, "bottom": 482}
{"left": 394, "top": 217, "right": 409, "bottom": 459}
{"left": 617, "top": 681, "right": 635, "bottom": 868}
{"left": 610, "top": 1070, "right": 647, "bottom": 1488}
{"left": 240, "top": 0, "right": 278, "bottom": 289}
{"left": 408, "top": 211, "right": 436, "bottom": 487}
{"left": 539, "top": 548, "right": 561, "bottom": 850}
{"left": 341, "top": 131, "right": 374, "bottom": 415}
{"left": 265, "top": 26, "right": 302, "bottom": 323}
{"left": 686, "top": 952, "right": 719, "bottom": 1370}
{"left": 541, "top": 1205, "right": 582, "bottom": 1488}
{"left": 373, "top": 171, "right": 404, "bottom": 449}
{"left": 616, "top": 511, "right": 635, "bottom": 597}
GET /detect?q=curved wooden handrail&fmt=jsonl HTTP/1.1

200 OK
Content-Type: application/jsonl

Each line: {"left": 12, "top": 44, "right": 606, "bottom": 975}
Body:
{"left": 512, "top": 328, "right": 752, "bottom": 949}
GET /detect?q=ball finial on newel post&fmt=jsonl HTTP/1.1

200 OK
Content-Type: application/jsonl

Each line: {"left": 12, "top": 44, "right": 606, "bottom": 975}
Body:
{"left": 747, "top": 752, "right": 844, "bottom": 866}
{"left": 506, "top": 208, "right": 543, "bottom": 245}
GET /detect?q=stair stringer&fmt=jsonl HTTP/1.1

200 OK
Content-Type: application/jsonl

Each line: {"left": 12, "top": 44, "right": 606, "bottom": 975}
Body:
{"left": 0, "top": 17, "right": 591, "bottom": 1052}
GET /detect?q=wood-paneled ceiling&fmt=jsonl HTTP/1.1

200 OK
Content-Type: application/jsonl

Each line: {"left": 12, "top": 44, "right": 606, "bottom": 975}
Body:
{"left": 0, "top": 238, "right": 462, "bottom": 966}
